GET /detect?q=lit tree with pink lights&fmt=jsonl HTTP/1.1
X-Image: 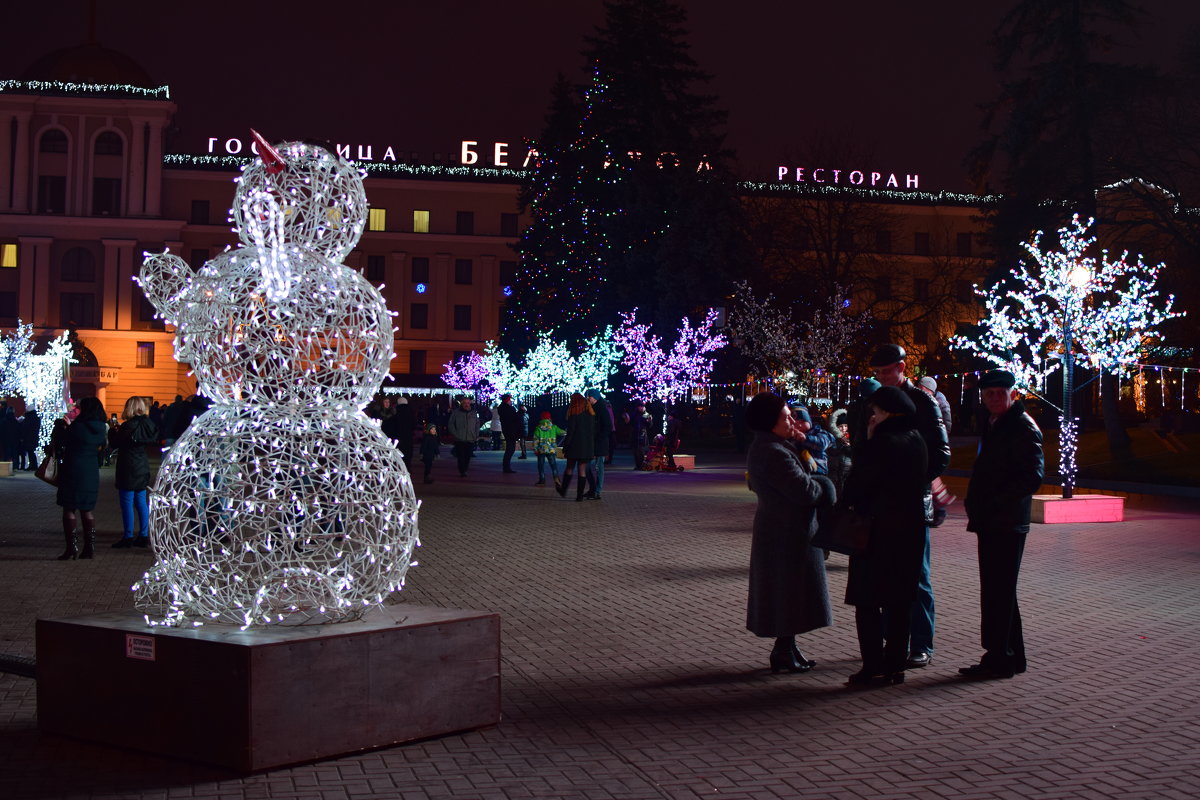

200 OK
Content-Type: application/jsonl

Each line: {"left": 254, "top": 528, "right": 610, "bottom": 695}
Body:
{"left": 614, "top": 308, "right": 727, "bottom": 416}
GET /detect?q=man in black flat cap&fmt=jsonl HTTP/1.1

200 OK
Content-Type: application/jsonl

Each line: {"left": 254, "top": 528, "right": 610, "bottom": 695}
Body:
{"left": 869, "top": 343, "right": 950, "bottom": 668}
{"left": 960, "top": 369, "right": 1044, "bottom": 679}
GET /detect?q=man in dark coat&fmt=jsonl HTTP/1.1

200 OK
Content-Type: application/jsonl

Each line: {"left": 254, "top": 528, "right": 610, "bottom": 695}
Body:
{"left": 497, "top": 394, "right": 521, "bottom": 473}
{"left": 20, "top": 408, "right": 41, "bottom": 470}
{"left": 381, "top": 397, "right": 415, "bottom": 467}
{"left": 961, "top": 369, "right": 1044, "bottom": 680}
{"left": 447, "top": 395, "right": 480, "bottom": 477}
{"left": 585, "top": 389, "right": 613, "bottom": 498}
{"left": 627, "top": 401, "right": 651, "bottom": 469}
{"left": 870, "top": 343, "right": 950, "bottom": 668}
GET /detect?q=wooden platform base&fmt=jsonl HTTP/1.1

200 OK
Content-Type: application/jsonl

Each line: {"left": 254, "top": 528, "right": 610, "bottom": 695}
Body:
{"left": 673, "top": 454, "right": 695, "bottom": 470}
{"left": 1031, "top": 494, "right": 1125, "bottom": 524}
{"left": 36, "top": 604, "right": 501, "bottom": 772}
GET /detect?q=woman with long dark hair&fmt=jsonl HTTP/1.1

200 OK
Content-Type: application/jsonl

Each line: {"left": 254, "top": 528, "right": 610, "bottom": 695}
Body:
{"left": 744, "top": 392, "right": 837, "bottom": 673}
{"left": 52, "top": 396, "right": 108, "bottom": 560}
{"left": 557, "top": 392, "right": 596, "bottom": 502}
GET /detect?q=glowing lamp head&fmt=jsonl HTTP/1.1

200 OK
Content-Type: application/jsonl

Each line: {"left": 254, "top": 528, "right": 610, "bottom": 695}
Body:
{"left": 1068, "top": 264, "right": 1092, "bottom": 289}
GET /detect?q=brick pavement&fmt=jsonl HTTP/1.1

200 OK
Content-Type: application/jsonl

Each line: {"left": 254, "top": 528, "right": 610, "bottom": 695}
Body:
{"left": 1, "top": 448, "right": 1197, "bottom": 800}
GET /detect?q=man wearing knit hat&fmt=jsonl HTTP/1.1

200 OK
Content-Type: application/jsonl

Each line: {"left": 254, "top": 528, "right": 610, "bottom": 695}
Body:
{"left": 960, "top": 369, "right": 1044, "bottom": 679}
{"left": 869, "top": 343, "right": 951, "bottom": 668}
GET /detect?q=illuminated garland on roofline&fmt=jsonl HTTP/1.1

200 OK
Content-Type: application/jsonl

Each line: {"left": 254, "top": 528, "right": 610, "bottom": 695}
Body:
{"left": 163, "top": 153, "right": 524, "bottom": 181}
{"left": 0, "top": 79, "right": 171, "bottom": 99}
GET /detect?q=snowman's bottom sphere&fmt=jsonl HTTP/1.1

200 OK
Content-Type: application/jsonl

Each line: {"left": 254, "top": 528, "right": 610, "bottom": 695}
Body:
{"left": 134, "top": 406, "right": 420, "bottom": 628}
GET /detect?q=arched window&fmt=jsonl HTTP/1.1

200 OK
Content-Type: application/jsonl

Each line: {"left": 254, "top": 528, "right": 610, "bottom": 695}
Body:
{"left": 39, "top": 129, "right": 68, "bottom": 153}
{"left": 61, "top": 248, "right": 96, "bottom": 282}
{"left": 94, "top": 131, "right": 123, "bottom": 156}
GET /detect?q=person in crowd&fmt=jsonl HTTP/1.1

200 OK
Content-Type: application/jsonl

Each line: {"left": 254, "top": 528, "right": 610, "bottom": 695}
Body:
{"left": 664, "top": 409, "right": 682, "bottom": 470}
{"left": 846, "top": 378, "right": 880, "bottom": 458}
{"left": 841, "top": 385, "right": 928, "bottom": 686}
{"left": 109, "top": 396, "right": 159, "bottom": 549}
{"left": 419, "top": 422, "right": 440, "bottom": 484}
{"left": 585, "top": 389, "right": 614, "bottom": 498}
{"left": 627, "top": 401, "right": 652, "bottom": 469}
{"left": 2, "top": 406, "right": 21, "bottom": 467}
{"left": 870, "top": 343, "right": 950, "bottom": 669}
{"left": 557, "top": 392, "right": 596, "bottom": 501}
{"left": 517, "top": 403, "right": 530, "bottom": 459}
{"left": 381, "top": 396, "right": 414, "bottom": 467}
{"left": 447, "top": 395, "right": 480, "bottom": 477}
{"left": 532, "top": 411, "right": 565, "bottom": 487}
{"left": 961, "top": 369, "right": 1044, "bottom": 680}
{"left": 918, "top": 376, "right": 953, "bottom": 432}
{"left": 794, "top": 404, "right": 835, "bottom": 476}
{"left": 918, "top": 375, "right": 956, "bottom": 527}
{"left": 161, "top": 394, "right": 187, "bottom": 448}
{"left": 498, "top": 393, "right": 521, "bottom": 473}
{"left": 744, "top": 392, "right": 837, "bottom": 674}
{"left": 485, "top": 403, "right": 502, "bottom": 451}
{"left": 148, "top": 400, "right": 162, "bottom": 432}
{"left": 51, "top": 397, "right": 108, "bottom": 560}
{"left": 20, "top": 408, "right": 40, "bottom": 471}
{"left": 827, "top": 407, "right": 853, "bottom": 497}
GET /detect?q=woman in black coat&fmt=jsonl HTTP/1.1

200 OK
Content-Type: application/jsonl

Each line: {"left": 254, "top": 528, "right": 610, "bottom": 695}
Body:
{"left": 557, "top": 392, "right": 596, "bottom": 502}
{"left": 841, "top": 386, "right": 928, "bottom": 685}
{"left": 110, "top": 396, "right": 159, "bottom": 549}
{"left": 744, "top": 392, "right": 837, "bottom": 673}
{"left": 52, "top": 397, "right": 108, "bottom": 560}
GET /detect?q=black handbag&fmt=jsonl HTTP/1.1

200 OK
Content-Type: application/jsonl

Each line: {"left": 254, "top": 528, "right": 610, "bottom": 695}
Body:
{"left": 812, "top": 504, "right": 871, "bottom": 556}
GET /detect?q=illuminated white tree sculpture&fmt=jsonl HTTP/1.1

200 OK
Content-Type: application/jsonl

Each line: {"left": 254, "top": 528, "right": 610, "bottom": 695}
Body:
{"left": 951, "top": 214, "right": 1184, "bottom": 496}
{"left": 442, "top": 329, "right": 622, "bottom": 400}
{"left": 0, "top": 322, "right": 74, "bottom": 446}
{"left": 135, "top": 137, "right": 420, "bottom": 628}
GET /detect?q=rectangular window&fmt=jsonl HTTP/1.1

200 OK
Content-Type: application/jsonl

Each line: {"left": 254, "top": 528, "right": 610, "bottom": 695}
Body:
{"left": 92, "top": 177, "right": 121, "bottom": 216}
{"left": 875, "top": 230, "right": 892, "bottom": 253}
{"left": 1, "top": 243, "right": 16, "bottom": 268}
{"left": 499, "top": 260, "right": 517, "bottom": 285}
{"left": 956, "top": 279, "right": 975, "bottom": 304}
{"left": 453, "top": 304, "right": 472, "bottom": 331}
{"left": 913, "top": 278, "right": 930, "bottom": 301}
{"left": 956, "top": 232, "right": 973, "bottom": 258}
{"left": 37, "top": 175, "right": 66, "bottom": 215}
{"left": 500, "top": 213, "right": 518, "bottom": 237}
{"left": 190, "top": 199, "right": 210, "bottom": 225}
{"left": 368, "top": 208, "right": 387, "bottom": 232}
{"left": 136, "top": 341, "right": 155, "bottom": 368}
{"left": 190, "top": 248, "right": 208, "bottom": 267}
{"left": 138, "top": 294, "right": 165, "bottom": 330}
{"left": 411, "top": 256, "right": 430, "bottom": 283}
{"left": 837, "top": 230, "right": 855, "bottom": 250}
{"left": 912, "top": 322, "right": 929, "bottom": 345}
{"left": 0, "top": 290, "right": 16, "bottom": 319}
{"left": 409, "top": 302, "right": 429, "bottom": 329}
{"left": 874, "top": 277, "right": 892, "bottom": 301}
{"left": 366, "top": 254, "right": 386, "bottom": 282}
{"left": 60, "top": 292, "right": 96, "bottom": 328}
{"left": 455, "top": 211, "right": 474, "bottom": 235}
{"left": 454, "top": 258, "right": 473, "bottom": 285}
{"left": 453, "top": 350, "right": 470, "bottom": 362}
{"left": 409, "top": 349, "right": 427, "bottom": 375}
{"left": 413, "top": 210, "right": 430, "bottom": 233}
{"left": 914, "top": 232, "right": 931, "bottom": 255}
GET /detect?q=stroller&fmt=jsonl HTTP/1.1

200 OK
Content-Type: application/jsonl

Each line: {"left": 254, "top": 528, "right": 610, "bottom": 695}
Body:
{"left": 642, "top": 434, "right": 683, "bottom": 471}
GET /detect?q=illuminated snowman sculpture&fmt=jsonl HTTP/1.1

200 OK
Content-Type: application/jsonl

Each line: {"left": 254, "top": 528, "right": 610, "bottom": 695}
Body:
{"left": 135, "top": 136, "right": 419, "bottom": 628}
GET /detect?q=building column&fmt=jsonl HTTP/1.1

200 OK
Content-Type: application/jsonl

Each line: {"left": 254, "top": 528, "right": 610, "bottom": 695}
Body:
{"left": 128, "top": 118, "right": 148, "bottom": 216}
{"left": 10, "top": 110, "right": 32, "bottom": 212}
{"left": 103, "top": 238, "right": 137, "bottom": 329}
{"left": 144, "top": 120, "right": 165, "bottom": 216}
{"left": 18, "top": 236, "right": 53, "bottom": 327}
{"left": 433, "top": 253, "right": 450, "bottom": 340}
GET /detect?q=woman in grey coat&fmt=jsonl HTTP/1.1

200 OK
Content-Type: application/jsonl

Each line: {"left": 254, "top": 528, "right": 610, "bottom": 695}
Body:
{"left": 745, "top": 392, "right": 837, "bottom": 673}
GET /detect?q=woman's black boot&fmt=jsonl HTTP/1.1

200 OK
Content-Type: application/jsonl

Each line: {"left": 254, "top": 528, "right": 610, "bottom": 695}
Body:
{"left": 57, "top": 531, "right": 79, "bottom": 561}
{"left": 575, "top": 480, "right": 587, "bottom": 501}
{"left": 769, "top": 637, "right": 812, "bottom": 673}
{"left": 557, "top": 474, "right": 571, "bottom": 498}
{"left": 79, "top": 529, "right": 97, "bottom": 560}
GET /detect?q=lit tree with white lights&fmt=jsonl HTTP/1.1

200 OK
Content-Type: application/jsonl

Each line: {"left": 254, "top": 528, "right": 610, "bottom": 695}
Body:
{"left": 951, "top": 214, "right": 1184, "bottom": 497}
{"left": 443, "top": 330, "right": 623, "bottom": 401}
{"left": 613, "top": 308, "right": 727, "bottom": 417}
{"left": 0, "top": 322, "right": 74, "bottom": 446}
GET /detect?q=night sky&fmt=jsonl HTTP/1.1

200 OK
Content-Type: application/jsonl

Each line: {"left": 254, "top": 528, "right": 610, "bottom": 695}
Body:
{"left": 4, "top": 0, "right": 1199, "bottom": 192}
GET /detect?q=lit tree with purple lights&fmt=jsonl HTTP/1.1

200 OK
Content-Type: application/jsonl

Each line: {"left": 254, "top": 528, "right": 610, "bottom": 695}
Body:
{"left": 614, "top": 308, "right": 727, "bottom": 416}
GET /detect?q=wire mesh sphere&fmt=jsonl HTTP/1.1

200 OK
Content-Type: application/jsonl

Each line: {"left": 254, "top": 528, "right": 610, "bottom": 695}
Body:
{"left": 231, "top": 141, "right": 368, "bottom": 263}
{"left": 134, "top": 407, "right": 420, "bottom": 628}
{"left": 142, "top": 245, "right": 394, "bottom": 409}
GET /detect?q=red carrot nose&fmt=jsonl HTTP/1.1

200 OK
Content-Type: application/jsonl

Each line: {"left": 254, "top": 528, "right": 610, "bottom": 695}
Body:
{"left": 250, "top": 129, "right": 286, "bottom": 174}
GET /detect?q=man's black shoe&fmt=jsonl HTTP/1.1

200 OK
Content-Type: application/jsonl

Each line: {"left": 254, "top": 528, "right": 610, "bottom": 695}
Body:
{"left": 906, "top": 652, "right": 931, "bottom": 668}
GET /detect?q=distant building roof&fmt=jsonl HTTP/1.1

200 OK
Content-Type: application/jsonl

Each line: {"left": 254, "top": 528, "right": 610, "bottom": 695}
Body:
{"left": 21, "top": 41, "right": 155, "bottom": 88}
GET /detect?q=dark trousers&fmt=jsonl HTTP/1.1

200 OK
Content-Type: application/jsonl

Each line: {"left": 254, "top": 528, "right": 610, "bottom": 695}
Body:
{"left": 453, "top": 441, "right": 472, "bottom": 475}
{"left": 854, "top": 603, "right": 912, "bottom": 674}
{"left": 977, "top": 527, "right": 1027, "bottom": 671}
{"left": 502, "top": 438, "right": 516, "bottom": 470}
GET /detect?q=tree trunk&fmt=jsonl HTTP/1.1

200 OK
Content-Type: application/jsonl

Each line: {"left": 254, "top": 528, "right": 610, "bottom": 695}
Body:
{"left": 1100, "top": 371, "right": 1132, "bottom": 461}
